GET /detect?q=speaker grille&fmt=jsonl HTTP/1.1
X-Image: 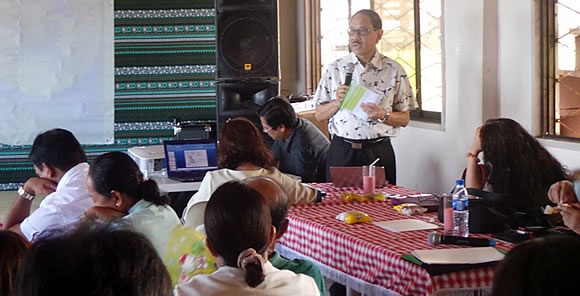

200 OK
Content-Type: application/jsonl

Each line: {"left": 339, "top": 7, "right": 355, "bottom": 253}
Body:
{"left": 216, "top": 0, "right": 278, "bottom": 80}
{"left": 219, "top": 17, "right": 275, "bottom": 76}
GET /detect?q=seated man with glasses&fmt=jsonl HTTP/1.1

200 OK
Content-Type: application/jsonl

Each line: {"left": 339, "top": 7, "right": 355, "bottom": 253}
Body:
{"left": 258, "top": 96, "right": 330, "bottom": 182}
{"left": 314, "top": 9, "right": 418, "bottom": 185}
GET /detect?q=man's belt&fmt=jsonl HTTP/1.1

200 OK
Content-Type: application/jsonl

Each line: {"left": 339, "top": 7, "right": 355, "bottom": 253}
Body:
{"left": 334, "top": 135, "right": 390, "bottom": 149}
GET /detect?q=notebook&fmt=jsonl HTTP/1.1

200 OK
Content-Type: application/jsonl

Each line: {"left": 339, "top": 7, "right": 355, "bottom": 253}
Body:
{"left": 373, "top": 219, "right": 440, "bottom": 232}
{"left": 329, "top": 166, "right": 387, "bottom": 187}
{"left": 163, "top": 139, "right": 219, "bottom": 182}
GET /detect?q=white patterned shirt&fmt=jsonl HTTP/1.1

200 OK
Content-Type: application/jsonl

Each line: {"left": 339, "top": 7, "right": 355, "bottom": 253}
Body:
{"left": 313, "top": 52, "right": 417, "bottom": 139}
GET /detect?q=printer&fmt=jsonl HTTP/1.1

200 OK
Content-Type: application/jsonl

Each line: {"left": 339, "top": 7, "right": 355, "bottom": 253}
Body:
{"left": 127, "top": 145, "right": 165, "bottom": 178}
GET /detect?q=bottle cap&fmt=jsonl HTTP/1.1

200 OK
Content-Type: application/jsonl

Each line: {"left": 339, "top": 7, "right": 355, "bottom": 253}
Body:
{"left": 456, "top": 179, "right": 464, "bottom": 186}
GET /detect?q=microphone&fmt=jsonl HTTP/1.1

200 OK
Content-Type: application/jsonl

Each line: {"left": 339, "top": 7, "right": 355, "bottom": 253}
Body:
{"left": 344, "top": 62, "right": 354, "bottom": 85}
{"left": 427, "top": 232, "right": 496, "bottom": 247}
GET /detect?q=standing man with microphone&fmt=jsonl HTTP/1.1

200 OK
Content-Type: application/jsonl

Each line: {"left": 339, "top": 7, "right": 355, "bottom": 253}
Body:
{"left": 314, "top": 9, "right": 417, "bottom": 185}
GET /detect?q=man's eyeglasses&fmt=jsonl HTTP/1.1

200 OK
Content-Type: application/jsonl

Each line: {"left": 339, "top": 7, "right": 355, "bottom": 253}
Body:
{"left": 347, "top": 27, "right": 377, "bottom": 36}
{"left": 263, "top": 126, "right": 273, "bottom": 133}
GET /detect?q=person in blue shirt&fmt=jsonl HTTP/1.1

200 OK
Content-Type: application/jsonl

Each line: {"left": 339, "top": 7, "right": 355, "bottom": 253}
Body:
{"left": 258, "top": 96, "right": 330, "bottom": 183}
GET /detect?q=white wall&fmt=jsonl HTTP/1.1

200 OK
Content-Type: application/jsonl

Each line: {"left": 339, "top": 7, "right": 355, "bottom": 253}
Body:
{"left": 394, "top": 0, "right": 485, "bottom": 193}
{"left": 394, "top": 0, "right": 580, "bottom": 194}
{"left": 498, "top": 0, "right": 534, "bottom": 128}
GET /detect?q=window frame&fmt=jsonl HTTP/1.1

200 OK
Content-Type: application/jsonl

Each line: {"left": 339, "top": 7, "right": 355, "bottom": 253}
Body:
{"left": 408, "top": 0, "right": 442, "bottom": 124}
{"left": 540, "top": 0, "right": 580, "bottom": 141}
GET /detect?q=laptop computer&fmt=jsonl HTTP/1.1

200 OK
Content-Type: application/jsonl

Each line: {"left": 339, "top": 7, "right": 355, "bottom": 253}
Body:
{"left": 329, "top": 166, "right": 387, "bottom": 188}
{"left": 163, "top": 139, "right": 219, "bottom": 182}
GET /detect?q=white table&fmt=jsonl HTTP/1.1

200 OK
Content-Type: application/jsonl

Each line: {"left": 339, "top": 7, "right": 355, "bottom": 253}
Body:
{"left": 149, "top": 172, "right": 201, "bottom": 193}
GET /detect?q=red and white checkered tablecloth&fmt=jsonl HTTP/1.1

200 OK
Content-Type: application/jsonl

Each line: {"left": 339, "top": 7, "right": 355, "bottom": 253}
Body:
{"left": 278, "top": 183, "right": 513, "bottom": 296}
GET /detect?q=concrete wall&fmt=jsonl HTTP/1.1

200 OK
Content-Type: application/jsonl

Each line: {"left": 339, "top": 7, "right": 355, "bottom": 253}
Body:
{"left": 394, "top": 0, "right": 580, "bottom": 194}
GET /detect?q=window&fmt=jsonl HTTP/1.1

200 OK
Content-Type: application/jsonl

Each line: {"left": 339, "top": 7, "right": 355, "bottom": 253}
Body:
{"left": 319, "top": 0, "right": 443, "bottom": 123}
{"left": 542, "top": 0, "right": 580, "bottom": 139}
{"left": 320, "top": 0, "right": 370, "bottom": 67}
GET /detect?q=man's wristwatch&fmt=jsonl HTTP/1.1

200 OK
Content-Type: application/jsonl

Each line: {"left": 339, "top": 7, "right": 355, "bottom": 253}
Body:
{"left": 377, "top": 110, "right": 390, "bottom": 123}
{"left": 18, "top": 186, "right": 35, "bottom": 201}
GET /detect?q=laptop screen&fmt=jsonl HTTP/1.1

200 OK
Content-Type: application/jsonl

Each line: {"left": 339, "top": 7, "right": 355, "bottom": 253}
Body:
{"left": 163, "top": 139, "right": 219, "bottom": 177}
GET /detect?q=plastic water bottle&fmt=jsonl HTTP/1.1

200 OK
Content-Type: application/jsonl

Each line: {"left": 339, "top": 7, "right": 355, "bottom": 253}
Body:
{"left": 451, "top": 179, "right": 469, "bottom": 237}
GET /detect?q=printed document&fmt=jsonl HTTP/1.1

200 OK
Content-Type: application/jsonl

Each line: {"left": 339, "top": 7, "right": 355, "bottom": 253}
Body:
{"left": 339, "top": 85, "right": 381, "bottom": 120}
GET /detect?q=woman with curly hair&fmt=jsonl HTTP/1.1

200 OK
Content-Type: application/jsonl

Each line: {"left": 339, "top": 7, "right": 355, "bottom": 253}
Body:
{"left": 183, "top": 118, "right": 318, "bottom": 224}
{"left": 465, "top": 118, "right": 569, "bottom": 215}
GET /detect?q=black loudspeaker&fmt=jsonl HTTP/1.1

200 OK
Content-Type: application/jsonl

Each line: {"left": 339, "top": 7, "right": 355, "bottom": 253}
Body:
{"left": 216, "top": 0, "right": 279, "bottom": 80}
{"left": 216, "top": 81, "right": 278, "bottom": 139}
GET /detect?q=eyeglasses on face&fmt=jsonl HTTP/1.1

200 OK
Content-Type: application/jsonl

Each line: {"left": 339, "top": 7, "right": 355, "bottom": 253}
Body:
{"left": 263, "top": 126, "right": 273, "bottom": 133}
{"left": 347, "top": 27, "right": 377, "bottom": 36}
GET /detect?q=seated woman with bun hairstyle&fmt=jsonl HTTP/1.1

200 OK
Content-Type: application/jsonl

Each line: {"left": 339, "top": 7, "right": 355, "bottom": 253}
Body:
{"left": 175, "top": 181, "right": 320, "bottom": 296}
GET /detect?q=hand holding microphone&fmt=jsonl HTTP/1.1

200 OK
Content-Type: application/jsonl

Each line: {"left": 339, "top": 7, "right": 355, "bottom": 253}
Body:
{"left": 335, "top": 85, "right": 349, "bottom": 106}
{"left": 427, "top": 231, "right": 496, "bottom": 247}
{"left": 335, "top": 62, "right": 355, "bottom": 105}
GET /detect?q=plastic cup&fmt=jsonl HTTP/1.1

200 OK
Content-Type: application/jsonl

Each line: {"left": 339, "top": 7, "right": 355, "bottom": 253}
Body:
{"left": 442, "top": 194, "right": 453, "bottom": 232}
{"left": 362, "top": 165, "right": 376, "bottom": 195}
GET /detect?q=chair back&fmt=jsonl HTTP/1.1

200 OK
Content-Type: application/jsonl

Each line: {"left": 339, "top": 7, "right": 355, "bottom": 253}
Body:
{"left": 184, "top": 201, "right": 208, "bottom": 229}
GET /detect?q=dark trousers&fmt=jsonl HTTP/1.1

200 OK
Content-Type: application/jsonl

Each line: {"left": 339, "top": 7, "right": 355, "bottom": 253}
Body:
{"left": 326, "top": 136, "right": 396, "bottom": 185}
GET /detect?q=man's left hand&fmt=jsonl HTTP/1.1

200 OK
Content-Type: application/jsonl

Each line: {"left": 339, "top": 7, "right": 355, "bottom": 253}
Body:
{"left": 360, "top": 103, "right": 386, "bottom": 121}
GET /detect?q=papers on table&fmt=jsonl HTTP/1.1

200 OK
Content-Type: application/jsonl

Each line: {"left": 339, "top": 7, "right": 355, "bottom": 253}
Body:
{"left": 373, "top": 219, "right": 440, "bottom": 232}
{"left": 412, "top": 247, "right": 505, "bottom": 264}
{"left": 340, "top": 84, "right": 381, "bottom": 120}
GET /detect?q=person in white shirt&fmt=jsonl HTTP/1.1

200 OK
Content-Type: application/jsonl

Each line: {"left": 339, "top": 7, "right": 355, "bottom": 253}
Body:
{"left": 183, "top": 117, "right": 318, "bottom": 224}
{"left": 175, "top": 181, "right": 320, "bottom": 296}
{"left": 2, "top": 128, "right": 93, "bottom": 241}
{"left": 84, "top": 151, "right": 180, "bottom": 258}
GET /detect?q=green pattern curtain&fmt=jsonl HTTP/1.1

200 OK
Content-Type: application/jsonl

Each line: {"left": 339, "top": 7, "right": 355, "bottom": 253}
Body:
{"left": 0, "top": 0, "right": 216, "bottom": 190}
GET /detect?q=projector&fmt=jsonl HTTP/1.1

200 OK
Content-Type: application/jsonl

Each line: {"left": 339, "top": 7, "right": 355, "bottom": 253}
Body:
{"left": 127, "top": 145, "right": 165, "bottom": 178}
